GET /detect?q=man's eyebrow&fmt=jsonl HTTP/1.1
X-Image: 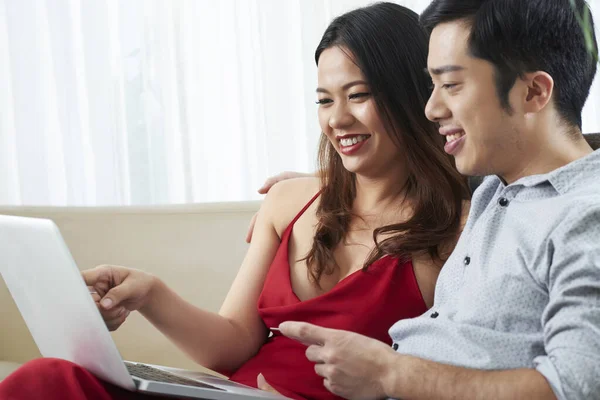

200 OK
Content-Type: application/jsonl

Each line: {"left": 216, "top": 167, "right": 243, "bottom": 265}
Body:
{"left": 316, "top": 80, "right": 368, "bottom": 93}
{"left": 426, "top": 65, "right": 466, "bottom": 76}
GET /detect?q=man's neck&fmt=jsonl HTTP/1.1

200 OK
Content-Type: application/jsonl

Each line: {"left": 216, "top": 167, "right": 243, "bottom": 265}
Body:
{"left": 500, "top": 126, "right": 593, "bottom": 185}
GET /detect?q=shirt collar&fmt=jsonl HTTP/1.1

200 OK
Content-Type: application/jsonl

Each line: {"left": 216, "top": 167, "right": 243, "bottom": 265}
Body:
{"left": 496, "top": 149, "right": 600, "bottom": 194}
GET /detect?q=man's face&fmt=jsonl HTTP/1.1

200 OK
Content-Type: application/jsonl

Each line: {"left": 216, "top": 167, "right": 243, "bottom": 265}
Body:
{"left": 425, "top": 21, "right": 524, "bottom": 178}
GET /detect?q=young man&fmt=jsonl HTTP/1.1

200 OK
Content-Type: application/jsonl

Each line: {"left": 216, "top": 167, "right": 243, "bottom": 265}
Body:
{"left": 275, "top": 0, "right": 600, "bottom": 399}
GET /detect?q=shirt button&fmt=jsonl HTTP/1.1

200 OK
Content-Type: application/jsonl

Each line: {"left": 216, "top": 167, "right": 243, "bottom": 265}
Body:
{"left": 430, "top": 311, "right": 439, "bottom": 319}
{"left": 392, "top": 343, "right": 399, "bottom": 351}
{"left": 464, "top": 256, "right": 471, "bottom": 265}
{"left": 498, "top": 197, "right": 510, "bottom": 207}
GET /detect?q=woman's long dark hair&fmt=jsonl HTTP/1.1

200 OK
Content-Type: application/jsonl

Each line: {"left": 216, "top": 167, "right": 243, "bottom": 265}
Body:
{"left": 304, "top": 2, "right": 470, "bottom": 285}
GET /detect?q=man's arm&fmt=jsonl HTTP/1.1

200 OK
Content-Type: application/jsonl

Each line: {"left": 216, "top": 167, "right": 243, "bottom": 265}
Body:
{"left": 382, "top": 354, "right": 555, "bottom": 400}
{"left": 530, "top": 204, "right": 600, "bottom": 400}
{"left": 279, "top": 322, "right": 555, "bottom": 400}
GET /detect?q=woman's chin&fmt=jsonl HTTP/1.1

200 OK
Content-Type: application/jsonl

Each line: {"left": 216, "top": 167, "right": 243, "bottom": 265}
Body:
{"left": 341, "top": 160, "right": 366, "bottom": 175}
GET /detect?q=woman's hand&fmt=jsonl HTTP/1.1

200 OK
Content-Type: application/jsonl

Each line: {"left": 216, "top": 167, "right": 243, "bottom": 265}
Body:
{"left": 257, "top": 373, "right": 285, "bottom": 397}
{"left": 82, "top": 265, "right": 157, "bottom": 331}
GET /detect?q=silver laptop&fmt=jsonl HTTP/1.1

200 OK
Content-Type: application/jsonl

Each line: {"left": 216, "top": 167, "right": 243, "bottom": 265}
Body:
{"left": 0, "top": 215, "right": 286, "bottom": 400}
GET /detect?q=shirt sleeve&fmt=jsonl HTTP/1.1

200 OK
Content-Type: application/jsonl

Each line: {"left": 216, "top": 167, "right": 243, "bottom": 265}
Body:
{"left": 538, "top": 203, "right": 600, "bottom": 400}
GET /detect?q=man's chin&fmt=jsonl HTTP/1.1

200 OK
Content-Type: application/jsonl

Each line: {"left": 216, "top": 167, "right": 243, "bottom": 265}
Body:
{"left": 455, "top": 159, "right": 485, "bottom": 178}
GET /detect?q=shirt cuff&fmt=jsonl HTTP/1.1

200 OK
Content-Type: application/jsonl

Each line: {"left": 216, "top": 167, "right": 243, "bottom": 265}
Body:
{"left": 533, "top": 355, "right": 566, "bottom": 400}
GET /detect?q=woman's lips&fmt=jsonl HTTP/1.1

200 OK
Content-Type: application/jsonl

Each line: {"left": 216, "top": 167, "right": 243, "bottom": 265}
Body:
{"left": 339, "top": 136, "right": 370, "bottom": 155}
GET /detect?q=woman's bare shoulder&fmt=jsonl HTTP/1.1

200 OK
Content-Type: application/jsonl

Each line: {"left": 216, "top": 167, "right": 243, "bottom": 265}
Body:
{"left": 261, "top": 177, "right": 321, "bottom": 236}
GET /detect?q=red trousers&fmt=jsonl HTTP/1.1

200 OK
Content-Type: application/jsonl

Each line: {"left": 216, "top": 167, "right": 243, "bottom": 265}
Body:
{"left": 0, "top": 358, "right": 165, "bottom": 400}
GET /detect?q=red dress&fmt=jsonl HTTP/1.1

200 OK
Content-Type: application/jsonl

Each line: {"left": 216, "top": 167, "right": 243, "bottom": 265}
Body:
{"left": 0, "top": 193, "right": 427, "bottom": 400}
{"left": 229, "top": 192, "right": 427, "bottom": 399}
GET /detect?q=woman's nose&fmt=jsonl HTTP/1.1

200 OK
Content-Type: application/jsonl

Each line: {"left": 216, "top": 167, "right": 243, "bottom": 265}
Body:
{"left": 328, "top": 103, "right": 355, "bottom": 129}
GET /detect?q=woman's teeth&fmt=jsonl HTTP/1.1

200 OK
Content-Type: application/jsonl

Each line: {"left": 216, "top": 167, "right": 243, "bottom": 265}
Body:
{"left": 446, "top": 131, "right": 465, "bottom": 142}
{"left": 340, "top": 135, "right": 369, "bottom": 147}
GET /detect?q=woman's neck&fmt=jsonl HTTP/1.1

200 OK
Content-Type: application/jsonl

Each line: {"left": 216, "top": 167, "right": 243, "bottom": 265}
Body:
{"left": 352, "top": 167, "right": 410, "bottom": 219}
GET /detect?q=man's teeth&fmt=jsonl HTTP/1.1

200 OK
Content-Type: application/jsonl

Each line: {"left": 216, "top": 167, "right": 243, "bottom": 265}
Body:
{"left": 340, "top": 135, "right": 369, "bottom": 147}
{"left": 446, "top": 131, "right": 465, "bottom": 142}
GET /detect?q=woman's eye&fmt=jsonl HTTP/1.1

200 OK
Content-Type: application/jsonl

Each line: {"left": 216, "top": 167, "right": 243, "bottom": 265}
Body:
{"left": 316, "top": 98, "right": 333, "bottom": 105}
{"left": 349, "top": 92, "right": 371, "bottom": 100}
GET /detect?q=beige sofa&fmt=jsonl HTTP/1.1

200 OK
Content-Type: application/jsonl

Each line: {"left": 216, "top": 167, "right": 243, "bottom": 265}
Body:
{"left": 0, "top": 201, "right": 260, "bottom": 381}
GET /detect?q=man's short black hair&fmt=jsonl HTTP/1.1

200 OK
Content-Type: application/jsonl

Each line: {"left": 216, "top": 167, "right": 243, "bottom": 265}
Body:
{"left": 421, "top": 0, "right": 598, "bottom": 129}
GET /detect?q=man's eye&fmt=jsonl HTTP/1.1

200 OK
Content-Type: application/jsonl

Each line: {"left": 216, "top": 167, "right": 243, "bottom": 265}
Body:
{"left": 349, "top": 92, "right": 371, "bottom": 100}
{"left": 431, "top": 83, "right": 459, "bottom": 91}
{"left": 316, "top": 98, "right": 333, "bottom": 105}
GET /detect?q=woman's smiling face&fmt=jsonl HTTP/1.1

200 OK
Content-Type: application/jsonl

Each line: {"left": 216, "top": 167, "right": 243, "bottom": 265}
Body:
{"left": 317, "top": 46, "right": 401, "bottom": 177}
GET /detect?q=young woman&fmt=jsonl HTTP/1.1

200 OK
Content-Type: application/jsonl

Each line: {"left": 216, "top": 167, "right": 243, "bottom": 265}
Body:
{"left": 0, "top": 3, "right": 469, "bottom": 400}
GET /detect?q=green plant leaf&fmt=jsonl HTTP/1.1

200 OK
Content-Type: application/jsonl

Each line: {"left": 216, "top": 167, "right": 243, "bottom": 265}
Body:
{"left": 570, "top": 0, "right": 598, "bottom": 63}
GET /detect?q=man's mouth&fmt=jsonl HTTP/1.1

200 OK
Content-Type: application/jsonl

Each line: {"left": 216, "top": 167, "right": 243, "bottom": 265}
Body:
{"left": 442, "top": 129, "right": 466, "bottom": 155}
{"left": 446, "top": 130, "right": 465, "bottom": 143}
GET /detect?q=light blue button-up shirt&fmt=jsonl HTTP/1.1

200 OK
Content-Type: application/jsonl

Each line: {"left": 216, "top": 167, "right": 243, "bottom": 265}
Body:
{"left": 390, "top": 150, "right": 600, "bottom": 400}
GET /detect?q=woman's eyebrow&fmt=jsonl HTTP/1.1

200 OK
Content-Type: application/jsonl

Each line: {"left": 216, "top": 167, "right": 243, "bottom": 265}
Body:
{"left": 316, "top": 80, "right": 368, "bottom": 93}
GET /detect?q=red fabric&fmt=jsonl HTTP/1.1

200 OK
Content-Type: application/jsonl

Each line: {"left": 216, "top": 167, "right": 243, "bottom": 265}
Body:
{"left": 0, "top": 192, "right": 427, "bottom": 400}
{"left": 229, "top": 192, "right": 428, "bottom": 399}
{"left": 0, "top": 358, "right": 152, "bottom": 400}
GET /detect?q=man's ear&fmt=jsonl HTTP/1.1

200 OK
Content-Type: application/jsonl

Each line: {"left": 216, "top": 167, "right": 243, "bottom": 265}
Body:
{"left": 523, "top": 71, "right": 554, "bottom": 113}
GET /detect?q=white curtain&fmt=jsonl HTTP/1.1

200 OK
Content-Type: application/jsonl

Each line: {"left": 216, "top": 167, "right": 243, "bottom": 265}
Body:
{"left": 0, "top": 0, "right": 598, "bottom": 206}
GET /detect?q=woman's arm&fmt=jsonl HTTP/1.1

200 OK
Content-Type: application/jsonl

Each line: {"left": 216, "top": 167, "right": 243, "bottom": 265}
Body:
{"left": 137, "top": 187, "right": 285, "bottom": 372}
{"left": 136, "top": 179, "right": 320, "bottom": 372}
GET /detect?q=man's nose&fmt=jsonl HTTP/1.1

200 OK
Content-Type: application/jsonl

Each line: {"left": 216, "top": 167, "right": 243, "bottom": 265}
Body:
{"left": 425, "top": 89, "right": 450, "bottom": 123}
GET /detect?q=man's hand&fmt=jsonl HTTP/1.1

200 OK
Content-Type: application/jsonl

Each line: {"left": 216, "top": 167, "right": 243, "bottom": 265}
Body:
{"left": 280, "top": 322, "right": 558, "bottom": 400}
{"left": 279, "top": 321, "right": 396, "bottom": 400}
{"left": 245, "top": 171, "right": 315, "bottom": 243}
{"left": 256, "top": 171, "right": 314, "bottom": 195}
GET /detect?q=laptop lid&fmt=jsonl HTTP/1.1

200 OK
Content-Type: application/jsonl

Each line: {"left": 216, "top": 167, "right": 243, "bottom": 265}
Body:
{"left": 0, "top": 215, "right": 136, "bottom": 390}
